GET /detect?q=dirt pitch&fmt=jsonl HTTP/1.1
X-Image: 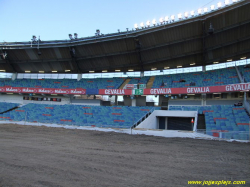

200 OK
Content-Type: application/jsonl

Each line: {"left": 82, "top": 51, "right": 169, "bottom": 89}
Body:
{"left": 0, "top": 123, "right": 249, "bottom": 187}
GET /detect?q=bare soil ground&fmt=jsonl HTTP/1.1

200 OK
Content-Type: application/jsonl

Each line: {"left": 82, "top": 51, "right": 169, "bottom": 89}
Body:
{"left": 0, "top": 123, "right": 249, "bottom": 187}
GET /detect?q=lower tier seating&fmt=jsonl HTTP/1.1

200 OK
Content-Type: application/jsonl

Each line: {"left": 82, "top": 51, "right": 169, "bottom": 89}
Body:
{"left": 169, "top": 105, "right": 249, "bottom": 140}
{"left": 0, "top": 102, "right": 20, "bottom": 113}
{"left": 0, "top": 104, "right": 160, "bottom": 128}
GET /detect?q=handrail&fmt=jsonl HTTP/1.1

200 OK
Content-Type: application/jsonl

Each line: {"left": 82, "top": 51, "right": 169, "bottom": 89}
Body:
{"left": 235, "top": 66, "right": 244, "bottom": 83}
{"left": 130, "top": 108, "right": 155, "bottom": 129}
{"left": 243, "top": 99, "right": 250, "bottom": 115}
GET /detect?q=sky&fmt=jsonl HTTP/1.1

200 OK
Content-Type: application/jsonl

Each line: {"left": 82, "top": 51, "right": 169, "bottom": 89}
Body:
{"left": 0, "top": 0, "right": 228, "bottom": 42}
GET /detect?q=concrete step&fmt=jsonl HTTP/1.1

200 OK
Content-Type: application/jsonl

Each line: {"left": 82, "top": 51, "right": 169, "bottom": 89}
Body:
{"left": 146, "top": 76, "right": 155, "bottom": 88}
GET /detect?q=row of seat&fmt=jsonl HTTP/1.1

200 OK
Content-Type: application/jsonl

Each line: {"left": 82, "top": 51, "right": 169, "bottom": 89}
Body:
{"left": 0, "top": 103, "right": 160, "bottom": 128}
{"left": 0, "top": 77, "right": 125, "bottom": 89}
{"left": 152, "top": 67, "right": 240, "bottom": 88}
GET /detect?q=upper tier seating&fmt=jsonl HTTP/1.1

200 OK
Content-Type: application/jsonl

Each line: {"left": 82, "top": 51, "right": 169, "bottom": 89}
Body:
{"left": 0, "top": 78, "right": 125, "bottom": 89}
{"left": 0, "top": 104, "right": 160, "bottom": 128}
{"left": 152, "top": 67, "right": 240, "bottom": 88}
{"left": 0, "top": 102, "right": 20, "bottom": 113}
{"left": 238, "top": 65, "right": 250, "bottom": 83}
{"left": 169, "top": 105, "right": 249, "bottom": 140}
{"left": 128, "top": 77, "right": 150, "bottom": 85}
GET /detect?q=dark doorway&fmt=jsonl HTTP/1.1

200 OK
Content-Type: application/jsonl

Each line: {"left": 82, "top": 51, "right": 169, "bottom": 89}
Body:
{"left": 159, "top": 117, "right": 166, "bottom": 129}
{"left": 167, "top": 117, "right": 193, "bottom": 131}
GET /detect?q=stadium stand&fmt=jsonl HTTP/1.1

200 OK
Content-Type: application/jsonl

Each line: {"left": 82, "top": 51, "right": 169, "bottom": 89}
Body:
{"left": 0, "top": 104, "right": 160, "bottom": 128}
{"left": 169, "top": 105, "right": 250, "bottom": 140}
{"left": 152, "top": 67, "right": 240, "bottom": 88}
{"left": 0, "top": 67, "right": 243, "bottom": 89}
{"left": 127, "top": 77, "right": 150, "bottom": 85}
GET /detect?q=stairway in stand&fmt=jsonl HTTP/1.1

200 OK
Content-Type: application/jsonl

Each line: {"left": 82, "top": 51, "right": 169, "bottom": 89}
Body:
{"left": 146, "top": 76, "right": 155, "bottom": 88}
{"left": 119, "top": 79, "right": 131, "bottom": 89}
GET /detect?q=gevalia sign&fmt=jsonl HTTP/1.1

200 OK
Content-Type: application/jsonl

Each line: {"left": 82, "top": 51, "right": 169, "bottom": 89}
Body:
{"left": 143, "top": 83, "right": 250, "bottom": 95}
{"left": 99, "top": 89, "right": 132, "bottom": 95}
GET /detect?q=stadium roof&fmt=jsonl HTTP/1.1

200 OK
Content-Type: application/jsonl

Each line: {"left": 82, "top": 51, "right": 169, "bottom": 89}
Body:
{"left": 0, "top": 0, "right": 249, "bottom": 74}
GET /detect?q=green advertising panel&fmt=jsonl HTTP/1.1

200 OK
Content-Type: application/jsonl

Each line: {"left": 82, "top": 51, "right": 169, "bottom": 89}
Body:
{"left": 135, "top": 89, "right": 143, "bottom": 95}
{"left": 139, "top": 84, "right": 146, "bottom": 89}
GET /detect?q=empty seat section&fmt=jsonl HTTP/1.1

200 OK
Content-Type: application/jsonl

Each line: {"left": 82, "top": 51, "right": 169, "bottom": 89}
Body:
{"left": 0, "top": 104, "right": 159, "bottom": 129}
{"left": 152, "top": 67, "right": 240, "bottom": 88}
{"left": 169, "top": 104, "right": 249, "bottom": 140}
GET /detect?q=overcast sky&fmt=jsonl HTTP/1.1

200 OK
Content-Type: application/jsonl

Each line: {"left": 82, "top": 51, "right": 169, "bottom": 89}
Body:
{"left": 1, "top": 0, "right": 233, "bottom": 42}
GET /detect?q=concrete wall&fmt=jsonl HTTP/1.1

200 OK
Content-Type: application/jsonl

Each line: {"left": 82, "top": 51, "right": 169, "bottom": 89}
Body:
{"left": 137, "top": 110, "right": 198, "bottom": 130}
{"left": 159, "top": 95, "right": 168, "bottom": 106}
{"left": 206, "top": 99, "right": 241, "bottom": 105}
{"left": 135, "top": 96, "right": 146, "bottom": 106}
{"left": 71, "top": 99, "right": 101, "bottom": 106}
{"left": 123, "top": 96, "right": 132, "bottom": 106}
{"left": 168, "top": 100, "right": 202, "bottom": 105}
{"left": 0, "top": 94, "right": 70, "bottom": 105}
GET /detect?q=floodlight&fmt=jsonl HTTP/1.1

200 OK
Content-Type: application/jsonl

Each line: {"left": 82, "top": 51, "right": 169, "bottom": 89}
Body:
{"left": 69, "top": 34, "right": 73, "bottom": 40}
{"left": 171, "top": 15, "right": 175, "bottom": 21}
{"left": 140, "top": 22, "right": 144, "bottom": 28}
{"left": 134, "top": 23, "right": 138, "bottom": 29}
{"left": 217, "top": 2, "right": 222, "bottom": 8}
{"left": 146, "top": 21, "right": 150, "bottom": 27}
{"left": 184, "top": 12, "right": 188, "bottom": 18}
{"left": 211, "top": 4, "right": 215, "bottom": 10}
{"left": 152, "top": 19, "right": 156, "bottom": 26}
{"left": 198, "top": 8, "right": 202, "bottom": 14}
{"left": 165, "top": 16, "right": 169, "bottom": 22}
{"left": 32, "top": 35, "right": 37, "bottom": 42}
{"left": 190, "top": 10, "right": 195, "bottom": 16}
{"left": 204, "top": 7, "right": 208, "bottom": 13}
{"left": 74, "top": 33, "right": 78, "bottom": 39}
{"left": 159, "top": 17, "right": 164, "bottom": 24}
{"left": 225, "top": 0, "right": 230, "bottom": 5}
{"left": 178, "top": 13, "right": 182, "bottom": 19}
{"left": 95, "top": 29, "right": 100, "bottom": 36}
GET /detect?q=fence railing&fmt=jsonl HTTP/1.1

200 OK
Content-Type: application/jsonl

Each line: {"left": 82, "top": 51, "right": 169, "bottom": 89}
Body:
{"left": 243, "top": 97, "right": 250, "bottom": 115}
